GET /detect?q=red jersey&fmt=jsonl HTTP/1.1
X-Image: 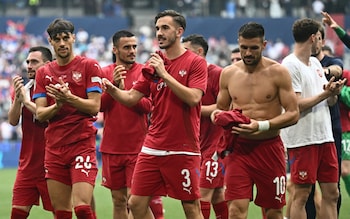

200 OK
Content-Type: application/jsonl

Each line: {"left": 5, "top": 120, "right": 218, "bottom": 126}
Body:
{"left": 33, "top": 56, "right": 102, "bottom": 148}
{"left": 12, "top": 85, "right": 48, "bottom": 180}
{"left": 199, "top": 64, "right": 223, "bottom": 157}
{"left": 133, "top": 50, "right": 208, "bottom": 153}
{"left": 340, "top": 70, "right": 350, "bottom": 132}
{"left": 99, "top": 63, "right": 152, "bottom": 154}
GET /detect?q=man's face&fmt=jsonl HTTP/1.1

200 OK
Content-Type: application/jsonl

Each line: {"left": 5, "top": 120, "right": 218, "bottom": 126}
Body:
{"left": 155, "top": 16, "right": 181, "bottom": 49}
{"left": 231, "top": 52, "right": 242, "bottom": 63}
{"left": 49, "top": 32, "right": 75, "bottom": 60}
{"left": 113, "top": 36, "right": 137, "bottom": 65}
{"left": 311, "top": 31, "right": 323, "bottom": 56}
{"left": 26, "top": 51, "right": 47, "bottom": 79}
{"left": 238, "top": 36, "right": 265, "bottom": 66}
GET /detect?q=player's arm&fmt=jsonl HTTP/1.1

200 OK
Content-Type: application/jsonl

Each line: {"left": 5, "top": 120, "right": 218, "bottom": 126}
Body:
{"left": 201, "top": 104, "right": 217, "bottom": 117}
{"left": 325, "top": 64, "right": 343, "bottom": 79}
{"left": 45, "top": 79, "right": 101, "bottom": 116}
{"left": 131, "top": 97, "right": 152, "bottom": 114}
{"left": 8, "top": 95, "right": 22, "bottom": 126}
{"left": 322, "top": 11, "right": 350, "bottom": 49}
{"left": 65, "top": 91, "right": 101, "bottom": 116}
{"left": 8, "top": 76, "right": 36, "bottom": 125}
{"left": 102, "top": 78, "right": 144, "bottom": 107}
{"left": 297, "top": 77, "right": 346, "bottom": 111}
{"left": 269, "top": 65, "right": 299, "bottom": 130}
{"left": 216, "top": 68, "right": 232, "bottom": 111}
{"left": 150, "top": 53, "right": 205, "bottom": 107}
{"left": 8, "top": 76, "right": 23, "bottom": 125}
{"left": 35, "top": 97, "right": 61, "bottom": 122}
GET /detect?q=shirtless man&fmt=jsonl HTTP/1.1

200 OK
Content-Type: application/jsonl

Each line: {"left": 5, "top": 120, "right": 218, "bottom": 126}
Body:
{"left": 211, "top": 22, "right": 299, "bottom": 219}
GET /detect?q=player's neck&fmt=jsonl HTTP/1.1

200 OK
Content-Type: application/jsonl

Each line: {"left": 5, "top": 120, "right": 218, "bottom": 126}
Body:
{"left": 56, "top": 54, "right": 76, "bottom": 66}
{"left": 164, "top": 43, "right": 186, "bottom": 60}
{"left": 294, "top": 44, "right": 312, "bottom": 65}
{"left": 116, "top": 61, "right": 133, "bottom": 70}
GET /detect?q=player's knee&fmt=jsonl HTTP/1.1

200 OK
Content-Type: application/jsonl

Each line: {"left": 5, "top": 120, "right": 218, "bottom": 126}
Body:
{"left": 182, "top": 200, "right": 201, "bottom": 217}
{"left": 112, "top": 193, "right": 128, "bottom": 209}
{"left": 227, "top": 202, "right": 247, "bottom": 218}
{"left": 322, "top": 188, "right": 339, "bottom": 203}
{"left": 265, "top": 208, "right": 283, "bottom": 219}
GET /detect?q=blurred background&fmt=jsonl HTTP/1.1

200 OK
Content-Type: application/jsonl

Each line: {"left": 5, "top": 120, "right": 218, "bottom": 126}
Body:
{"left": 1, "top": 0, "right": 350, "bottom": 167}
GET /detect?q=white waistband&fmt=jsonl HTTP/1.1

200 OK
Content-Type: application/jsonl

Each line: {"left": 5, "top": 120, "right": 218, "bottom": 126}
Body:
{"left": 141, "top": 146, "right": 201, "bottom": 156}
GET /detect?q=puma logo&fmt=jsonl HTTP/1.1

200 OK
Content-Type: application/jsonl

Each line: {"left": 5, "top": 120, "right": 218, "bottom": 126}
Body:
{"left": 81, "top": 169, "right": 90, "bottom": 177}
{"left": 183, "top": 187, "right": 192, "bottom": 194}
{"left": 45, "top": 75, "right": 53, "bottom": 82}
{"left": 206, "top": 177, "right": 214, "bottom": 184}
{"left": 275, "top": 195, "right": 282, "bottom": 203}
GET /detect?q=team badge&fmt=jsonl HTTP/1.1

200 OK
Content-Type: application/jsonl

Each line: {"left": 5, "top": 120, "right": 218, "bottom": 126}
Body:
{"left": 179, "top": 70, "right": 187, "bottom": 77}
{"left": 72, "top": 71, "right": 82, "bottom": 82}
{"left": 298, "top": 170, "right": 308, "bottom": 180}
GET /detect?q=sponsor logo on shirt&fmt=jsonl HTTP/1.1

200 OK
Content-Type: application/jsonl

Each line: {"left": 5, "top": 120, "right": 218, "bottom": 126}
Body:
{"left": 156, "top": 81, "right": 167, "bottom": 91}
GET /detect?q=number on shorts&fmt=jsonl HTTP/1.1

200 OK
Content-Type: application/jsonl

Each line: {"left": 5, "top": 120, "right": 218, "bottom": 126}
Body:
{"left": 75, "top": 155, "right": 92, "bottom": 170}
{"left": 181, "top": 169, "right": 191, "bottom": 187}
{"left": 205, "top": 160, "right": 218, "bottom": 178}
{"left": 273, "top": 176, "right": 286, "bottom": 196}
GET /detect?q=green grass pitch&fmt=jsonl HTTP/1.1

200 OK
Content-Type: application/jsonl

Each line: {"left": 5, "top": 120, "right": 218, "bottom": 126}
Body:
{"left": 0, "top": 168, "right": 349, "bottom": 218}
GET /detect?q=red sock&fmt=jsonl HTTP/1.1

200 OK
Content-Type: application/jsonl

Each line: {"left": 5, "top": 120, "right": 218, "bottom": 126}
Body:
{"left": 74, "top": 205, "right": 94, "bottom": 219}
{"left": 200, "top": 201, "right": 211, "bottom": 219}
{"left": 149, "top": 196, "right": 164, "bottom": 219}
{"left": 261, "top": 208, "right": 267, "bottom": 219}
{"left": 55, "top": 210, "right": 72, "bottom": 219}
{"left": 11, "top": 208, "right": 29, "bottom": 219}
{"left": 213, "top": 201, "right": 228, "bottom": 219}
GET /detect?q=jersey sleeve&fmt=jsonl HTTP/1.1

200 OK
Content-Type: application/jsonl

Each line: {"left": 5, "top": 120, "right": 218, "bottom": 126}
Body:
{"left": 188, "top": 56, "right": 208, "bottom": 94}
{"left": 33, "top": 67, "right": 48, "bottom": 100}
{"left": 85, "top": 59, "right": 103, "bottom": 94}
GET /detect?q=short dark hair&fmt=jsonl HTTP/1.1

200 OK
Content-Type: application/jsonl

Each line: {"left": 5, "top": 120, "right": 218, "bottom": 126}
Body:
{"left": 29, "top": 46, "right": 53, "bottom": 62}
{"left": 238, "top": 22, "right": 265, "bottom": 40}
{"left": 322, "top": 45, "right": 333, "bottom": 55}
{"left": 112, "top": 30, "right": 135, "bottom": 47}
{"left": 182, "top": 34, "right": 208, "bottom": 56}
{"left": 231, "top": 47, "right": 240, "bottom": 53}
{"left": 155, "top": 10, "right": 186, "bottom": 30}
{"left": 47, "top": 18, "right": 74, "bottom": 39}
{"left": 319, "top": 25, "right": 325, "bottom": 40}
{"left": 292, "top": 18, "right": 321, "bottom": 43}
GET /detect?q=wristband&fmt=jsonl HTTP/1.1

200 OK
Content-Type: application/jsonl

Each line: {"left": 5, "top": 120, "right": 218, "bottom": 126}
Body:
{"left": 334, "top": 26, "right": 346, "bottom": 38}
{"left": 258, "top": 120, "right": 270, "bottom": 131}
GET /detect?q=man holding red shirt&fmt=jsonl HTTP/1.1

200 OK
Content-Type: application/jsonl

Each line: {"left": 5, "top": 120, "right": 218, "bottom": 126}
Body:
{"left": 102, "top": 10, "right": 207, "bottom": 219}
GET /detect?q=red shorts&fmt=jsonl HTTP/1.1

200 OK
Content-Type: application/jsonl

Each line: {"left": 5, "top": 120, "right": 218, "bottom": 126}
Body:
{"left": 131, "top": 153, "right": 201, "bottom": 201}
{"left": 45, "top": 137, "right": 98, "bottom": 186}
{"left": 101, "top": 153, "right": 137, "bottom": 190}
{"left": 12, "top": 172, "right": 53, "bottom": 211}
{"left": 199, "top": 153, "right": 225, "bottom": 189}
{"left": 288, "top": 142, "right": 338, "bottom": 184}
{"left": 225, "top": 136, "right": 286, "bottom": 209}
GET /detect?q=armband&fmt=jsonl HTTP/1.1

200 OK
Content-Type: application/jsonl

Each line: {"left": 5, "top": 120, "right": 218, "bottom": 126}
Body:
{"left": 334, "top": 26, "right": 346, "bottom": 38}
{"left": 258, "top": 120, "right": 270, "bottom": 131}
